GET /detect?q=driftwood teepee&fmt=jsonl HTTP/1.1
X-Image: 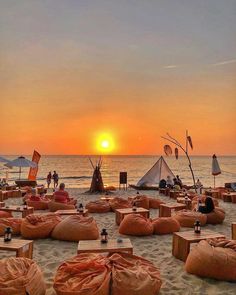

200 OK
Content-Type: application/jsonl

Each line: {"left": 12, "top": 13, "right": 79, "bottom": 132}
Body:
{"left": 89, "top": 157, "right": 105, "bottom": 193}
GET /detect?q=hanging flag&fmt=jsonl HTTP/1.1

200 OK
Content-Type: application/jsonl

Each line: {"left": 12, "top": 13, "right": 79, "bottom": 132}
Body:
{"left": 28, "top": 150, "right": 41, "bottom": 181}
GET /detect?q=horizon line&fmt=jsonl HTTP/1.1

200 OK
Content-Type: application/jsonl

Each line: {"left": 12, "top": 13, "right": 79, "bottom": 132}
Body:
{"left": 1, "top": 154, "right": 236, "bottom": 157}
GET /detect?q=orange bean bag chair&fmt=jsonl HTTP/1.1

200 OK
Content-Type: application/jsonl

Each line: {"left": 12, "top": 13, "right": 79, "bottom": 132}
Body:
{"left": 26, "top": 199, "right": 49, "bottom": 210}
{"left": 48, "top": 201, "right": 76, "bottom": 212}
{"left": 206, "top": 207, "right": 225, "bottom": 224}
{"left": 21, "top": 213, "right": 62, "bottom": 239}
{"left": 109, "top": 197, "right": 132, "bottom": 212}
{"left": 149, "top": 198, "right": 165, "bottom": 209}
{"left": 119, "top": 214, "right": 153, "bottom": 236}
{"left": 173, "top": 210, "right": 207, "bottom": 227}
{"left": 152, "top": 217, "right": 180, "bottom": 235}
{"left": 53, "top": 253, "right": 111, "bottom": 295}
{"left": 131, "top": 195, "right": 149, "bottom": 209}
{"left": 0, "top": 218, "right": 22, "bottom": 236}
{"left": 0, "top": 211, "right": 12, "bottom": 218}
{"left": 109, "top": 252, "right": 162, "bottom": 295}
{"left": 51, "top": 215, "right": 99, "bottom": 242}
{"left": 85, "top": 200, "right": 111, "bottom": 213}
{"left": 0, "top": 257, "right": 46, "bottom": 295}
{"left": 185, "top": 238, "right": 236, "bottom": 281}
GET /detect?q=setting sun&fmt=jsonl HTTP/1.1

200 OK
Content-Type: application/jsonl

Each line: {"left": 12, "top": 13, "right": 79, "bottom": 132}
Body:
{"left": 96, "top": 133, "right": 115, "bottom": 153}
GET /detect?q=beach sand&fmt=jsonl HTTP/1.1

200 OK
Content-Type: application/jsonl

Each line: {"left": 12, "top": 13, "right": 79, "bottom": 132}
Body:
{"left": 1, "top": 188, "right": 235, "bottom": 295}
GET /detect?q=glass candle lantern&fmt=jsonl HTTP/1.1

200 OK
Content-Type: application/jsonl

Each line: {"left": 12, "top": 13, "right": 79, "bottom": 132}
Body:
{"left": 78, "top": 203, "right": 84, "bottom": 213}
{"left": 100, "top": 228, "right": 108, "bottom": 243}
{"left": 4, "top": 227, "right": 12, "bottom": 242}
{"left": 132, "top": 201, "right": 137, "bottom": 211}
{"left": 23, "top": 204, "right": 28, "bottom": 210}
{"left": 194, "top": 220, "right": 201, "bottom": 234}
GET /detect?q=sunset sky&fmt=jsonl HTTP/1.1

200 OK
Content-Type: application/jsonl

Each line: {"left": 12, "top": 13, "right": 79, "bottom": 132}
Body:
{"left": 1, "top": 0, "right": 236, "bottom": 155}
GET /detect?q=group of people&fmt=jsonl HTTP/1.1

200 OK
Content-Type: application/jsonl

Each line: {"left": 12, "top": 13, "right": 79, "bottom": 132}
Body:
{"left": 159, "top": 175, "right": 183, "bottom": 190}
{"left": 46, "top": 171, "right": 59, "bottom": 189}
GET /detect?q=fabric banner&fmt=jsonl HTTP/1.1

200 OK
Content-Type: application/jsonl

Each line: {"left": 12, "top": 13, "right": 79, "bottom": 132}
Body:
{"left": 28, "top": 150, "right": 41, "bottom": 181}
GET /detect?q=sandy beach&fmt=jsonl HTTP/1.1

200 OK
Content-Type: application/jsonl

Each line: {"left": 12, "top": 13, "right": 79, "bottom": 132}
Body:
{"left": 0, "top": 187, "right": 235, "bottom": 295}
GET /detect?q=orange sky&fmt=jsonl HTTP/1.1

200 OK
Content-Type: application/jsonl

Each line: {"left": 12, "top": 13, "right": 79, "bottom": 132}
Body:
{"left": 1, "top": 1, "right": 236, "bottom": 155}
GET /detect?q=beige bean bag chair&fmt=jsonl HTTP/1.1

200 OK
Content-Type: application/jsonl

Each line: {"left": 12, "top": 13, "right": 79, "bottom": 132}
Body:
{"left": 48, "top": 201, "right": 75, "bottom": 212}
{"left": 131, "top": 195, "right": 149, "bottom": 209}
{"left": 149, "top": 197, "right": 165, "bottom": 209}
{"left": 110, "top": 252, "right": 162, "bottom": 295}
{"left": 26, "top": 199, "right": 49, "bottom": 210}
{"left": 85, "top": 200, "right": 111, "bottom": 213}
{"left": 119, "top": 214, "right": 153, "bottom": 236}
{"left": 51, "top": 215, "right": 99, "bottom": 242}
{"left": 109, "top": 197, "right": 132, "bottom": 212}
{"left": 0, "top": 218, "right": 22, "bottom": 236}
{"left": 0, "top": 257, "right": 46, "bottom": 295}
{"left": 21, "top": 213, "right": 62, "bottom": 239}
{"left": 185, "top": 238, "right": 236, "bottom": 281}
{"left": 152, "top": 217, "right": 180, "bottom": 235}
{"left": 173, "top": 210, "right": 207, "bottom": 227}
{"left": 206, "top": 207, "right": 225, "bottom": 224}
{"left": 54, "top": 253, "right": 111, "bottom": 295}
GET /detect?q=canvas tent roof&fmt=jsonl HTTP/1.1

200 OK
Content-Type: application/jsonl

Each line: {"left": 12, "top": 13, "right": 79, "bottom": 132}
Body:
{"left": 137, "top": 156, "right": 175, "bottom": 186}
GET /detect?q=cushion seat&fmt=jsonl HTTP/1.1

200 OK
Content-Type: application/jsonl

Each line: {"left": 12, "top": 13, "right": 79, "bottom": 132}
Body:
{"left": 119, "top": 214, "right": 153, "bottom": 236}
{"left": 173, "top": 210, "right": 207, "bottom": 227}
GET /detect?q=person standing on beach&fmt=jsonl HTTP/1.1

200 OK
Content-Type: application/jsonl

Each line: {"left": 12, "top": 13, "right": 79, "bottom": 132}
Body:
{"left": 52, "top": 171, "right": 59, "bottom": 189}
{"left": 46, "top": 172, "right": 52, "bottom": 188}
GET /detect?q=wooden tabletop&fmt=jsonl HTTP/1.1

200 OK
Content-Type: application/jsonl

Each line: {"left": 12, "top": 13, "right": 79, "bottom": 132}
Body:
{"left": 0, "top": 238, "right": 33, "bottom": 250}
{"left": 222, "top": 192, "right": 236, "bottom": 196}
{"left": 100, "top": 197, "right": 114, "bottom": 201}
{"left": 173, "top": 230, "right": 225, "bottom": 242}
{"left": 55, "top": 209, "right": 88, "bottom": 215}
{"left": 177, "top": 197, "right": 191, "bottom": 202}
{"left": 116, "top": 207, "right": 149, "bottom": 214}
{"left": 160, "top": 203, "right": 187, "bottom": 209}
{"left": 78, "top": 238, "right": 133, "bottom": 253}
{"left": 0, "top": 205, "right": 34, "bottom": 212}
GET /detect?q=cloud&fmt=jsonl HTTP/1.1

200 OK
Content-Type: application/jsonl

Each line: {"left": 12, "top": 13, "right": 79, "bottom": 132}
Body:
{"left": 163, "top": 65, "right": 179, "bottom": 69}
{"left": 211, "top": 59, "right": 236, "bottom": 66}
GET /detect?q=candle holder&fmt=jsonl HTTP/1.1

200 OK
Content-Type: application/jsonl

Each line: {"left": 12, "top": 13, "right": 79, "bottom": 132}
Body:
{"left": 132, "top": 201, "right": 137, "bottom": 211}
{"left": 194, "top": 220, "right": 201, "bottom": 234}
{"left": 4, "top": 227, "right": 12, "bottom": 242}
{"left": 77, "top": 203, "right": 84, "bottom": 213}
{"left": 100, "top": 228, "right": 108, "bottom": 243}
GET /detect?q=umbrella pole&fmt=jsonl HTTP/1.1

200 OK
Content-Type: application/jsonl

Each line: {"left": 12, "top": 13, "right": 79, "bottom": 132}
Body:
{"left": 214, "top": 175, "right": 215, "bottom": 188}
{"left": 19, "top": 167, "right": 21, "bottom": 180}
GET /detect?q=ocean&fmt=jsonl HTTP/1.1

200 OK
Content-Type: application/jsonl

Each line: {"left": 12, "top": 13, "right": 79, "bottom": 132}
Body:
{"left": 1, "top": 155, "right": 236, "bottom": 188}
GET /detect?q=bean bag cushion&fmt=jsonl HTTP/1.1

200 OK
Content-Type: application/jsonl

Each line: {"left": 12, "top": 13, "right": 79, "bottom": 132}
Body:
{"left": 173, "top": 210, "right": 207, "bottom": 227}
{"left": 21, "top": 213, "right": 62, "bottom": 239}
{"left": 0, "top": 218, "right": 22, "bottom": 236}
{"left": 48, "top": 201, "right": 75, "bottom": 212}
{"left": 206, "top": 207, "right": 225, "bottom": 224}
{"left": 152, "top": 217, "right": 180, "bottom": 235}
{"left": 26, "top": 199, "right": 49, "bottom": 210}
{"left": 131, "top": 195, "right": 149, "bottom": 209}
{"left": 86, "top": 200, "right": 111, "bottom": 213}
{"left": 0, "top": 211, "right": 12, "bottom": 218}
{"left": 0, "top": 257, "right": 46, "bottom": 295}
{"left": 51, "top": 215, "right": 99, "bottom": 242}
{"left": 109, "top": 252, "right": 162, "bottom": 295}
{"left": 185, "top": 238, "right": 236, "bottom": 281}
{"left": 53, "top": 253, "right": 111, "bottom": 295}
{"left": 119, "top": 214, "right": 153, "bottom": 236}
{"left": 149, "top": 198, "right": 165, "bottom": 209}
{"left": 109, "top": 197, "right": 132, "bottom": 212}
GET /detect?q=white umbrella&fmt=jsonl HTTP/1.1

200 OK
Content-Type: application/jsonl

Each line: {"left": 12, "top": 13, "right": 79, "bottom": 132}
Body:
{"left": 212, "top": 154, "right": 221, "bottom": 188}
{"left": 4, "top": 156, "right": 37, "bottom": 179}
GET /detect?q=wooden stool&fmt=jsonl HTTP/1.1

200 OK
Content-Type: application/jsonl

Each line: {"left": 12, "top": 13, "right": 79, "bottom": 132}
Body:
{"left": 0, "top": 238, "right": 33, "bottom": 259}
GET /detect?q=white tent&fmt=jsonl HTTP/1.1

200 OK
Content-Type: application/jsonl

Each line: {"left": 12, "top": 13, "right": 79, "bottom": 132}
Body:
{"left": 137, "top": 156, "right": 175, "bottom": 186}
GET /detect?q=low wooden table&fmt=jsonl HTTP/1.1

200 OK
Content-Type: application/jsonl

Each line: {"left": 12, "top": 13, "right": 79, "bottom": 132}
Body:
{"left": 0, "top": 191, "right": 8, "bottom": 202}
{"left": 115, "top": 207, "right": 150, "bottom": 225}
{"left": 159, "top": 203, "right": 186, "bottom": 217}
{"left": 229, "top": 193, "right": 236, "bottom": 203}
{"left": 169, "top": 190, "right": 182, "bottom": 199}
{"left": 205, "top": 189, "right": 220, "bottom": 199}
{"left": 159, "top": 188, "right": 166, "bottom": 195}
{"left": 232, "top": 223, "right": 236, "bottom": 240}
{"left": 100, "top": 196, "right": 114, "bottom": 202}
{"left": 0, "top": 206, "right": 34, "bottom": 218}
{"left": 77, "top": 238, "right": 133, "bottom": 254}
{"left": 222, "top": 192, "right": 233, "bottom": 202}
{"left": 172, "top": 230, "right": 225, "bottom": 262}
{"left": 56, "top": 209, "right": 89, "bottom": 217}
{"left": 176, "top": 197, "right": 192, "bottom": 210}
{"left": 0, "top": 202, "right": 5, "bottom": 207}
{"left": 0, "top": 238, "right": 33, "bottom": 258}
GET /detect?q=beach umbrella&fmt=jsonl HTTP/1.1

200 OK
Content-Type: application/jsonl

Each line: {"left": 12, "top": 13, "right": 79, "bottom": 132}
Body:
{"left": 4, "top": 156, "right": 37, "bottom": 179}
{"left": 212, "top": 154, "right": 221, "bottom": 188}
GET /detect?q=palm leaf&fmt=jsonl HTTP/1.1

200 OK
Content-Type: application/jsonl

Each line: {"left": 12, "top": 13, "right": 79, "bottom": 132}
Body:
{"left": 164, "top": 145, "right": 172, "bottom": 156}
{"left": 187, "top": 136, "right": 193, "bottom": 149}
{"left": 175, "top": 147, "right": 179, "bottom": 159}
